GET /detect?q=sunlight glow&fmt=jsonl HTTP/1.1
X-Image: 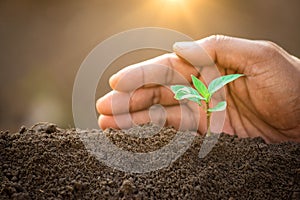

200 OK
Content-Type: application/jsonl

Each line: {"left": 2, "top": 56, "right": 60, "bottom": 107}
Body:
{"left": 151, "top": 0, "right": 197, "bottom": 28}
{"left": 162, "top": 0, "right": 185, "bottom": 6}
{"left": 165, "top": 0, "right": 183, "bottom": 3}
{"left": 125, "top": 0, "right": 208, "bottom": 32}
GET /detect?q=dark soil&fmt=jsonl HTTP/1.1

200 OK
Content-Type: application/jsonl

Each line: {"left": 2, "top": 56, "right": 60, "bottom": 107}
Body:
{"left": 1, "top": 123, "right": 299, "bottom": 199}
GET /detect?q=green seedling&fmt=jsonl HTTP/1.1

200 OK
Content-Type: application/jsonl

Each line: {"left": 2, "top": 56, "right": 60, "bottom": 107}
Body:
{"left": 171, "top": 74, "right": 244, "bottom": 137}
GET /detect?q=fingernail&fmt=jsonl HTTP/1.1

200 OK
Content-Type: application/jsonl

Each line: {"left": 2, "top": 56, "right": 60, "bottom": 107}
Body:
{"left": 173, "top": 41, "right": 198, "bottom": 51}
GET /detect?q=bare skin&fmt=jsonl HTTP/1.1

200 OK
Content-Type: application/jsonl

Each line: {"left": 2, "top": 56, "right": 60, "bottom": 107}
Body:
{"left": 96, "top": 35, "right": 300, "bottom": 143}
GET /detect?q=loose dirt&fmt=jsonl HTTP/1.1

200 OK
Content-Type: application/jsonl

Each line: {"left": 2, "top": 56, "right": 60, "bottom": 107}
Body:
{"left": 1, "top": 123, "right": 299, "bottom": 199}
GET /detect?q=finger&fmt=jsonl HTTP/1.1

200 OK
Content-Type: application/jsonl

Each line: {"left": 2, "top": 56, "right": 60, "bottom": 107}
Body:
{"left": 173, "top": 35, "right": 267, "bottom": 74}
{"left": 96, "top": 85, "right": 180, "bottom": 115}
{"left": 98, "top": 102, "right": 207, "bottom": 134}
{"left": 109, "top": 53, "right": 199, "bottom": 92}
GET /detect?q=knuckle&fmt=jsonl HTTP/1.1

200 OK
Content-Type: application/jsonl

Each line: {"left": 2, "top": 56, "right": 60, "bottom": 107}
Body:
{"left": 259, "top": 40, "right": 277, "bottom": 48}
{"left": 152, "top": 87, "right": 161, "bottom": 105}
{"left": 208, "top": 34, "right": 230, "bottom": 44}
{"left": 256, "top": 40, "right": 280, "bottom": 56}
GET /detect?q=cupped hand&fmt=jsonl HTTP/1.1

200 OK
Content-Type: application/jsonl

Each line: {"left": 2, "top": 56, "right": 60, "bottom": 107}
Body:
{"left": 96, "top": 35, "right": 300, "bottom": 143}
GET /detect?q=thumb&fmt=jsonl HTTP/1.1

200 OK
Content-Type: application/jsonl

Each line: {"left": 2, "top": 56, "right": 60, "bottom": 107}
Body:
{"left": 173, "top": 39, "right": 215, "bottom": 67}
{"left": 173, "top": 35, "right": 262, "bottom": 73}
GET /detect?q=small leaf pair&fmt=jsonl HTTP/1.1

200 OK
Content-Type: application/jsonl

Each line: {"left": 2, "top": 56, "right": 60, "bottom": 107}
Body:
{"left": 171, "top": 73, "right": 244, "bottom": 136}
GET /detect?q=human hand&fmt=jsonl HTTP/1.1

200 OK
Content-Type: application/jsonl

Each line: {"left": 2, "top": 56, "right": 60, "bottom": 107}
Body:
{"left": 96, "top": 35, "right": 300, "bottom": 143}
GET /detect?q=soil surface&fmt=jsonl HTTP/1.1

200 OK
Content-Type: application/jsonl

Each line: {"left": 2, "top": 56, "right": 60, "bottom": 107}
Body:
{"left": 1, "top": 123, "right": 299, "bottom": 199}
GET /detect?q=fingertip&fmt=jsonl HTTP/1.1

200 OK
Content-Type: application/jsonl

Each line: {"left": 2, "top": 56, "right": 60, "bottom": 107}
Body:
{"left": 109, "top": 74, "right": 117, "bottom": 89}
{"left": 98, "top": 115, "right": 107, "bottom": 130}
{"left": 173, "top": 40, "right": 215, "bottom": 67}
{"left": 96, "top": 93, "right": 112, "bottom": 115}
{"left": 98, "top": 115, "right": 115, "bottom": 130}
{"left": 173, "top": 41, "right": 196, "bottom": 52}
{"left": 96, "top": 98, "right": 104, "bottom": 114}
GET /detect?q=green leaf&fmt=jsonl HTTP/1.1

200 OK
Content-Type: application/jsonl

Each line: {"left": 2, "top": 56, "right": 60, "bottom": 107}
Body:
{"left": 208, "top": 101, "right": 227, "bottom": 112}
{"left": 171, "top": 85, "right": 202, "bottom": 99}
{"left": 170, "top": 85, "right": 205, "bottom": 104}
{"left": 208, "top": 74, "right": 244, "bottom": 95}
{"left": 191, "top": 75, "right": 209, "bottom": 100}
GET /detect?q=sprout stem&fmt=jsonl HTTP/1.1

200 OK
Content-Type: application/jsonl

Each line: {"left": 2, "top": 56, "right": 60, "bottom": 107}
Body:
{"left": 206, "top": 101, "right": 212, "bottom": 137}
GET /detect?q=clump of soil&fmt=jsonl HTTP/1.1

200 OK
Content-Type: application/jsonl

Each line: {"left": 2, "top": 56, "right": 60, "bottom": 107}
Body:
{"left": 1, "top": 123, "right": 299, "bottom": 199}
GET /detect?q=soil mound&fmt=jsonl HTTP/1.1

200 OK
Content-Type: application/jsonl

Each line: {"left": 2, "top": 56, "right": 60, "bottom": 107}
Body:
{"left": 1, "top": 123, "right": 299, "bottom": 199}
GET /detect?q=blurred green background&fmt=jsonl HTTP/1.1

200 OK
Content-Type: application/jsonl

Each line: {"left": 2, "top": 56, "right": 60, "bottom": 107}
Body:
{"left": 1, "top": 0, "right": 299, "bottom": 131}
